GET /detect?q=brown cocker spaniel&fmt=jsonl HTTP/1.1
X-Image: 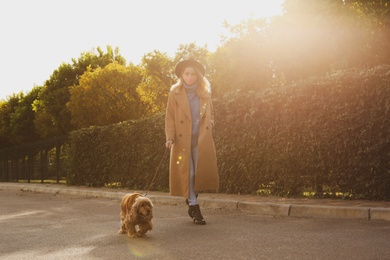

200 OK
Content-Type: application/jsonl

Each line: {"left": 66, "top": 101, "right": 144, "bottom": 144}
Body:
{"left": 118, "top": 193, "right": 154, "bottom": 238}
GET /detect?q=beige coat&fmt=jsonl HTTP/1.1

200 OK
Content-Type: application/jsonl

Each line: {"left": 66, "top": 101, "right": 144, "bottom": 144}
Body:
{"left": 165, "top": 85, "right": 219, "bottom": 198}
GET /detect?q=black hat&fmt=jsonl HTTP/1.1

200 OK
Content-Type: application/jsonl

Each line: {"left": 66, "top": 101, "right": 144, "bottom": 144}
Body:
{"left": 175, "top": 59, "right": 205, "bottom": 78}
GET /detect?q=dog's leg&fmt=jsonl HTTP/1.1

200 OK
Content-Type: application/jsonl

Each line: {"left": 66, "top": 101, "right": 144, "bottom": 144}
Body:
{"left": 118, "top": 212, "right": 127, "bottom": 234}
{"left": 126, "top": 221, "right": 140, "bottom": 238}
{"left": 137, "top": 221, "right": 153, "bottom": 237}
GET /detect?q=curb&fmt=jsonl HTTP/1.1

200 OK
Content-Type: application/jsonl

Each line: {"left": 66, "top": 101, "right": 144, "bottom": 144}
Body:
{"left": 289, "top": 204, "right": 370, "bottom": 221}
{"left": 1, "top": 183, "right": 389, "bottom": 222}
{"left": 370, "top": 208, "right": 390, "bottom": 221}
{"left": 238, "top": 201, "right": 291, "bottom": 217}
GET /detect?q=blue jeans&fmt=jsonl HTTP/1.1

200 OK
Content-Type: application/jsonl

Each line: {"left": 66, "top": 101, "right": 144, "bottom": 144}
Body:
{"left": 188, "top": 144, "right": 198, "bottom": 206}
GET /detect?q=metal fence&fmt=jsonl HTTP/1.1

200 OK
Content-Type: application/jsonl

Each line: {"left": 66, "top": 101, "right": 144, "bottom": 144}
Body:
{"left": 0, "top": 135, "right": 70, "bottom": 183}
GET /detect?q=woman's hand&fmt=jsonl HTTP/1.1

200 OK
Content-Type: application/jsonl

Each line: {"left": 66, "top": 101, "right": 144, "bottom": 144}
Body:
{"left": 165, "top": 140, "right": 174, "bottom": 149}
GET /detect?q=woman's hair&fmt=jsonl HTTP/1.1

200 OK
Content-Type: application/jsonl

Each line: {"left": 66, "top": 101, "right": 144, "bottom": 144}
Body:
{"left": 171, "top": 66, "right": 211, "bottom": 98}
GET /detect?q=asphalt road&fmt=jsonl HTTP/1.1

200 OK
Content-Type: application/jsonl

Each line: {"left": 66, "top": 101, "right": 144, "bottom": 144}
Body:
{"left": 1, "top": 189, "right": 390, "bottom": 260}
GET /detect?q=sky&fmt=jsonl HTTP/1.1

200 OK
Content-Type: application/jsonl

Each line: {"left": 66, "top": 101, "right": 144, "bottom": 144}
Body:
{"left": 0, "top": 0, "right": 284, "bottom": 100}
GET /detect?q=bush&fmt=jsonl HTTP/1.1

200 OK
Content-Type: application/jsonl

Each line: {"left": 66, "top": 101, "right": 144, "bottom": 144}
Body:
{"left": 68, "top": 113, "right": 169, "bottom": 191}
{"left": 214, "top": 65, "right": 390, "bottom": 199}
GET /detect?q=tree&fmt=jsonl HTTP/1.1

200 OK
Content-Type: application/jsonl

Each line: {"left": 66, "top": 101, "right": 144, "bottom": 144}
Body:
{"left": 67, "top": 62, "right": 143, "bottom": 128}
{"left": 33, "top": 63, "right": 76, "bottom": 138}
{"left": 0, "top": 88, "right": 42, "bottom": 148}
{"left": 33, "top": 46, "right": 126, "bottom": 138}
{"left": 9, "top": 86, "right": 42, "bottom": 144}
{"left": 212, "top": 19, "right": 274, "bottom": 96}
{"left": 136, "top": 51, "right": 174, "bottom": 114}
{"left": 272, "top": 0, "right": 390, "bottom": 82}
{"left": 344, "top": 0, "right": 390, "bottom": 66}
{"left": 0, "top": 94, "right": 21, "bottom": 148}
{"left": 173, "top": 43, "right": 211, "bottom": 70}
{"left": 269, "top": 0, "right": 346, "bottom": 81}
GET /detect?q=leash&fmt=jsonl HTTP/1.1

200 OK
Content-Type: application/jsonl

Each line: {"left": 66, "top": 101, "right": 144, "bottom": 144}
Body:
{"left": 144, "top": 147, "right": 169, "bottom": 196}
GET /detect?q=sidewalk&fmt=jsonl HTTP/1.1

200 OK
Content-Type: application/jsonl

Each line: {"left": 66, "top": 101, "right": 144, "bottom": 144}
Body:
{"left": 1, "top": 182, "right": 390, "bottom": 222}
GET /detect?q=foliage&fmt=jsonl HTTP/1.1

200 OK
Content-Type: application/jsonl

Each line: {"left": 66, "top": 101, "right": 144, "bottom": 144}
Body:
{"left": 0, "top": 94, "right": 21, "bottom": 147}
{"left": 212, "top": 19, "right": 274, "bottom": 97}
{"left": 33, "top": 63, "right": 78, "bottom": 138}
{"left": 0, "top": 88, "right": 42, "bottom": 148}
{"left": 67, "top": 113, "right": 169, "bottom": 190}
{"left": 274, "top": 0, "right": 390, "bottom": 82}
{"left": 33, "top": 46, "right": 126, "bottom": 138}
{"left": 214, "top": 65, "right": 390, "bottom": 199}
{"left": 137, "top": 51, "right": 174, "bottom": 115}
{"left": 9, "top": 87, "right": 41, "bottom": 144}
{"left": 67, "top": 62, "right": 143, "bottom": 128}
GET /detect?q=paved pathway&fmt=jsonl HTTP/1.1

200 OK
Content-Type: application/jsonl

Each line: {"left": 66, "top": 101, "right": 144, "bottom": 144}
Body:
{"left": 1, "top": 182, "right": 389, "bottom": 221}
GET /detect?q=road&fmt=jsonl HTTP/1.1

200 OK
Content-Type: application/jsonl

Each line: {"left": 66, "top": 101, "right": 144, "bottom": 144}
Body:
{"left": 1, "top": 189, "right": 390, "bottom": 260}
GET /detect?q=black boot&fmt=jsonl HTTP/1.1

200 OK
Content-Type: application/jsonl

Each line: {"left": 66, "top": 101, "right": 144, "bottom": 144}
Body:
{"left": 193, "top": 204, "right": 206, "bottom": 225}
{"left": 188, "top": 205, "right": 195, "bottom": 219}
{"left": 185, "top": 193, "right": 198, "bottom": 219}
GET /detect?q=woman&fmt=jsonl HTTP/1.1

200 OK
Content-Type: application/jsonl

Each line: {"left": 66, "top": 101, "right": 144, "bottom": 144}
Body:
{"left": 165, "top": 59, "right": 219, "bottom": 225}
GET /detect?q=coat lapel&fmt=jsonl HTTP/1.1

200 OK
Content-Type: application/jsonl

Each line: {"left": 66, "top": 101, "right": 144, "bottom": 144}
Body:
{"left": 174, "top": 86, "right": 191, "bottom": 120}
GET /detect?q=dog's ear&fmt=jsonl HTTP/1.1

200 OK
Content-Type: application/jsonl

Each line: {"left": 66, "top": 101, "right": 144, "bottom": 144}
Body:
{"left": 132, "top": 198, "right": 140, "bottom": 212}
{"left": 141, "top": 197, "right": 154, "bottom": 208}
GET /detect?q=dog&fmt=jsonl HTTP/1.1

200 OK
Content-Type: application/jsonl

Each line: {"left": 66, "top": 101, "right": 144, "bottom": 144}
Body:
{"left": 118, "top": 193, "right": 154, "bottom": 238}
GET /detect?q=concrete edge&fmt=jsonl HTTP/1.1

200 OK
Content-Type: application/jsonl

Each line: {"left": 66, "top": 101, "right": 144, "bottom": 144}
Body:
{"left": 290, "top": 204, "right": 370, "bottom": 220}
{"left": 370, "top": 208, "right": 390, "bottom": 221}
{"left": 238, "top": 201, "right": 291, "bottom": 217}
{"left": 147, "top": 195, "right": 183, "bottom": 206}
{"left": 202, "top": 199, "right": 239, "bottom": 211}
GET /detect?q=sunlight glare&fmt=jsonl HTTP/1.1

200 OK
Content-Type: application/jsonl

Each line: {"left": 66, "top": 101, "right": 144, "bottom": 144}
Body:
{"left": 0, "top": 0, "right": 285, "bottom": 99}
{"left": 216, "top": 0, "right": 284, "bottom": 24}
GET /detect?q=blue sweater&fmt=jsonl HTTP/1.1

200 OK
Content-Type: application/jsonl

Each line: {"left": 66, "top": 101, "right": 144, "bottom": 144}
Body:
{"left": 184, "top": 83, "right": 200, "bottom": 146}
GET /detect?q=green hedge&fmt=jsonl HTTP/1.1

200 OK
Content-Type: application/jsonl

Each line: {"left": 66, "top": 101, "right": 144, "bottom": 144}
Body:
{"left": 68, "top": 65, "right": 390, "bottom": 200}
{"left": 68, "top": 113, "right": 169, "bottom": 191}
